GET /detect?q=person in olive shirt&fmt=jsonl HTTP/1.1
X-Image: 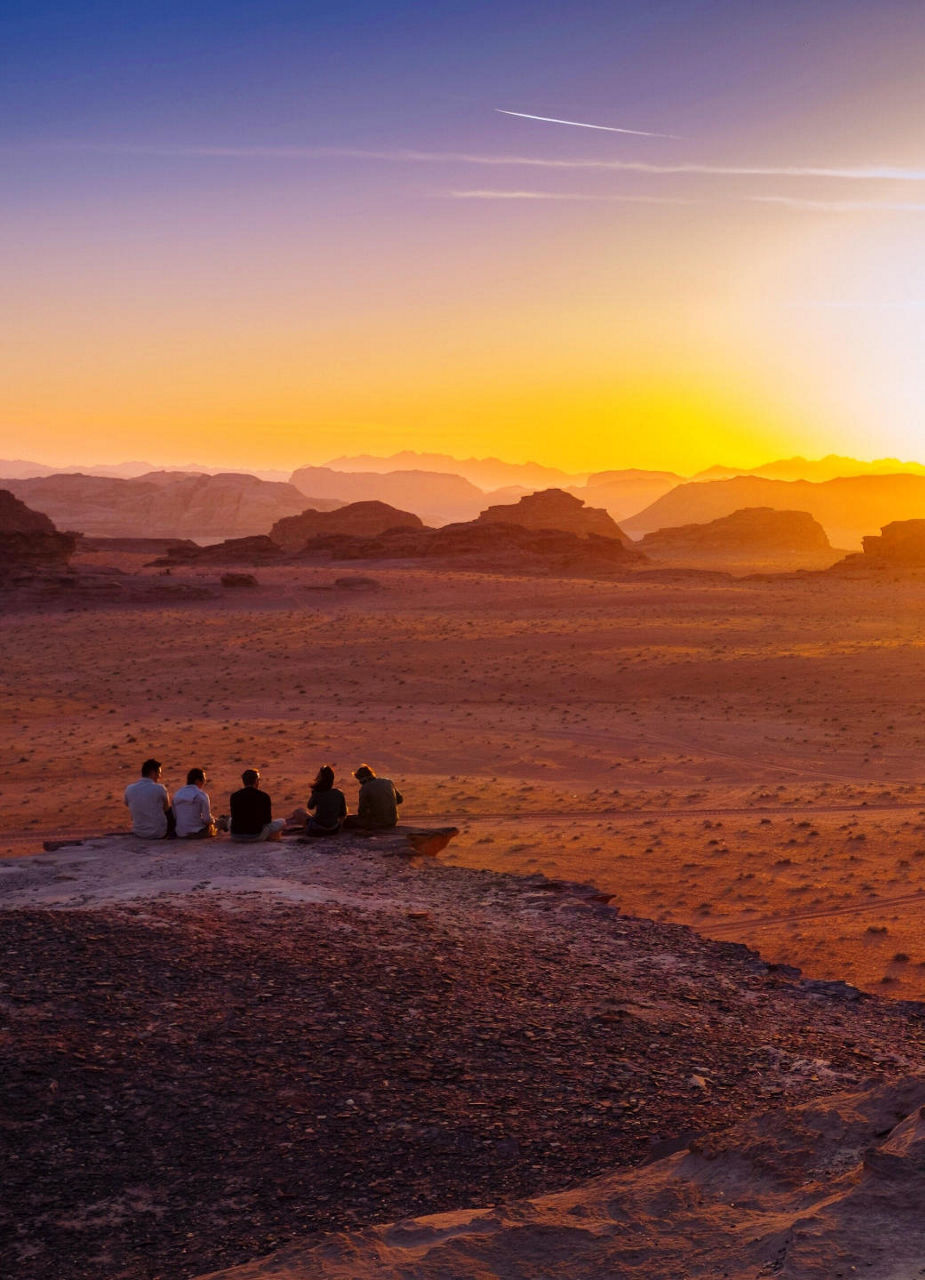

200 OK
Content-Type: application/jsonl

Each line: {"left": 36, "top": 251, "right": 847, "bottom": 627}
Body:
{"left": 350, "top": 763, "right": 403, "bottom": 830}
{"left": 229, "top": 769, "right": 286, "bottom": 842}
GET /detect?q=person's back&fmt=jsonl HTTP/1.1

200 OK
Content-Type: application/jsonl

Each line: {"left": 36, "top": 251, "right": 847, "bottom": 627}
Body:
{"left": 230, "top": 768, "right": 285, "bottom": 842}
{"left": 173, "top": 768, "right": 215, "bottom": 838}
{"left": 357, "top": 775, "right": 402, "bottom": 829}
{"left": 308, "top": 786, "right": 347, "bottom": 831}
{"left": 124, "top": 758, "right": 171, "bottom": 839}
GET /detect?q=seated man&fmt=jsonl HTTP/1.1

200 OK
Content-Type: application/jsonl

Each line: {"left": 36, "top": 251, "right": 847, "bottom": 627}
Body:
{"left": 173, "top": 767, "right": 217, "bottom": 838}
{"left": 229, "top": 769, "right": 286, "bottom": 842}
{"left": 348, "top": 763, "right": 404, "bottom": 830}
{"left": 124, "top": 758, "right": 174, "bottom": 839}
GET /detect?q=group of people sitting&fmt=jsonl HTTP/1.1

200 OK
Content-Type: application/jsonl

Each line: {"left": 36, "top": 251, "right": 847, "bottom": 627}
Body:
{"left": 124, "top": 758, "right": 404, "bottom": 841}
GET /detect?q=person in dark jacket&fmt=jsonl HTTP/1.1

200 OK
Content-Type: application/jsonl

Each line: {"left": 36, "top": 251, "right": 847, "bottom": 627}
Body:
{"left": 306, "top": 764, "right": 347, "bottom": 837}
{"left": 229, "top": 769, "right": 286, "bottom": 842}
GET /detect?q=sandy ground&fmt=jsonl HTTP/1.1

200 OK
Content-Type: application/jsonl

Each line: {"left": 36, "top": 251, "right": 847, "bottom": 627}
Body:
{"left": 4, "top": 553, "right": 925, "bottom": 996}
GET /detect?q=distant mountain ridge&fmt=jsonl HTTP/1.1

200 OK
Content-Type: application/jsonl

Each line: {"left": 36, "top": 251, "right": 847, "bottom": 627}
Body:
{"left": 289, "top": 465, "right": 492, "bottom": 526}
{"left": 694, "top": 454, "right": 925, "bottom": 483}
{"left": 322, "top": 451, "right": 585, "bottom": 490}
{"left": 1, "top": 472, "right": 332, "bottom": 541}
{"left": 7, "top": 455, "right": 925, "bottom": 539}
{"left": 622, "top": 473, "right": 925, "bottom": 549}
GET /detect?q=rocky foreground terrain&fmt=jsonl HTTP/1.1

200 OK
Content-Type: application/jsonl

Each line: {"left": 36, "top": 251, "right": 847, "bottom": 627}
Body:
{"left": 3, "top": 833, "right": 925, "bottom": 1279}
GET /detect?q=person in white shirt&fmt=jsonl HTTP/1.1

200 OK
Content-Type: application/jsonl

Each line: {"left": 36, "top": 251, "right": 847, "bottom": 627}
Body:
{"left": 124, "top": 758, "right": 174, "bottom": 839}
{"left": 172, "top": 767, "right": 217, "bottom": 839}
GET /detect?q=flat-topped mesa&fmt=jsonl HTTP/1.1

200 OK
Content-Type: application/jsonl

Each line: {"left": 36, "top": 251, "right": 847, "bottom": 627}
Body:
{"left": 640, "top": 507, "right": 832, "bottom": 559}
{"left": 0, "top": 489, "right": 76, "bottom": 578}
{"left": 270, "top": 500, "right": 424, "bottom": 552}
{"left": 474, "top": 488, "right": 631, "bottom": 544}
{"left": 854, "top": 519, "right": 925, "bottom": 567}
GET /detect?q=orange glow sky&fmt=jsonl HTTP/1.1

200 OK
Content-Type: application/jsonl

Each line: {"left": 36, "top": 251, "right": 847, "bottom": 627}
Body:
{"left": 4, "top": 2, "right": 925, "bottom": 475}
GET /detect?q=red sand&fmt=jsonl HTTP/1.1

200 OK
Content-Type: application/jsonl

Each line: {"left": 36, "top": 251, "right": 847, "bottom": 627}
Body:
{"left": 5, "top": 557, "right": 925, "bottom": 996}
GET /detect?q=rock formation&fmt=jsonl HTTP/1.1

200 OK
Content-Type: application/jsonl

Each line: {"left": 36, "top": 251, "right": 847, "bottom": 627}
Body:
{"left": 639, "top": 506, "right": 834, "bottom": 569}
{"left": 6, "top": 833, "right": 925, "bottom": 1280}
{"left": 0, "top": 489, "right": 76, "bottom": 579}
{"left": 292, "top": 522, "right": 646, "bottom": 573}
{"left": 2, "top": 472, "right": 326, "bottom": 541}
{"left": 851, "top": 519, "right": 925, "bottom": 568}
{"left": 270, "top": 500, "right": 423, "bottom": 551}
{"left": 473, "top": 488, "right": 631, "bottom": 543}
{"left": 156, "top": 495, "right": 647, "bottom": 575}
{"left": 198, "top": 1078, "right": 925, "bottom": 1280}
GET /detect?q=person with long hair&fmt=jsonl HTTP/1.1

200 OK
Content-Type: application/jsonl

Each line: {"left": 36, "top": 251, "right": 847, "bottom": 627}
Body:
{"left": 306, "top": 764, "right": 347, "bottom": 837}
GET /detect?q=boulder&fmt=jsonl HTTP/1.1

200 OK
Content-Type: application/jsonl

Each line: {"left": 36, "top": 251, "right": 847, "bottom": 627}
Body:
{"left": 405, "top": 827, "right": 460, "bottom": 857}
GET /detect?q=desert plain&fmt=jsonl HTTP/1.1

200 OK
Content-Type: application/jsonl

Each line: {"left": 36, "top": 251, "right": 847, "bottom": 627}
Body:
{"left": 8, "top": 546, "right": 925, "bottom": 1277}
{"left": 5, "top": 547, "right": 925, "bottom": 1000}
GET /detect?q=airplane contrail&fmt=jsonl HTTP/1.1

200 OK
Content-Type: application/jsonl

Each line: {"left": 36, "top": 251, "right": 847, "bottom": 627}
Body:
{"left": 496, "top": 108, "right": 681, "bottom": 139}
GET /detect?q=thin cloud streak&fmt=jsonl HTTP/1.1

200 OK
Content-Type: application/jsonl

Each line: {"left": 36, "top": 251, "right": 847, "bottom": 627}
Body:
{"left": 448, "top": 189, "right": 698, "bottom": 203}
{"left": 12, "top": 142, "right": 925, "bottom": 183}
{"left": 749, "top": 195, "right": 925, "bottom": 211}
{"left": 495, "top": 109, "right": 681, "bottom": 139}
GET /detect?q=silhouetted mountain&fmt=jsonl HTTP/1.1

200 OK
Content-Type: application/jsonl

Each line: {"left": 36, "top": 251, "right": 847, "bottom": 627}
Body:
{"left": 639, "top": 507, "right": 836, "bottom": 570}
{"left": 622, "top": 474, "right": 925, "bottom": 548}
{"left": 3, "top": 472, "right": 329, "bottom": 540}
{"left": 322, "top": 451, "right": 584, "bottom": 490}
{"left": 0, "top": 489, "right": 76, "bottom": 578}
{"left": 270, "top": 501, "right": 423, "bottom": 552}
{"left": 289, "top": 466, "right": 488, "bottom": 525}
{"left": 474, "top": 488, "right": 631, "bottom": 544}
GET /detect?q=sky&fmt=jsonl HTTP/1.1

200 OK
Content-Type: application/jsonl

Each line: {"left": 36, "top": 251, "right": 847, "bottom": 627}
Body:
{"left": 4, "top": 0, "right": 925, "bottom": 475}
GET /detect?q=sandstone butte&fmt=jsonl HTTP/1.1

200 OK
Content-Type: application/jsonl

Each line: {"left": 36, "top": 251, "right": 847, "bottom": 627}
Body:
{"left": 270, "top": 500, "right": 425, "bottom": 552}
{"left": 638, "top": 506, "right": 833, "bottom": 560}
{"left": 473, "top": 487, "right": 631, "bottom": 544}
